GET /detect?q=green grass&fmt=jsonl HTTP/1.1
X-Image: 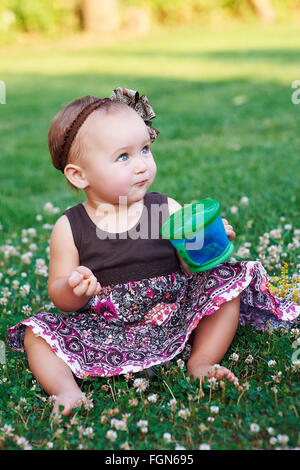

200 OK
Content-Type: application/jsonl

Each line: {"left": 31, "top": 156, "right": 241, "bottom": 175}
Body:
{"left": 0, "top": 23, "right": 299, "bottom": 450}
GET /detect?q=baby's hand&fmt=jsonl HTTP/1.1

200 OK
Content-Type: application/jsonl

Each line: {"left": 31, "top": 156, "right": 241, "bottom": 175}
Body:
{"left": 68, "top": 266, "right": 101, "bottom": 297}
{"left": 222, "top": 218, "right": 236, "bottom": 241}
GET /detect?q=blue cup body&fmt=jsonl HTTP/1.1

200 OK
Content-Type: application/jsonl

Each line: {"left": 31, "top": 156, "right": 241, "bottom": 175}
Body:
{"left": 169, "top": 213, "right": 229, "bottom": 266}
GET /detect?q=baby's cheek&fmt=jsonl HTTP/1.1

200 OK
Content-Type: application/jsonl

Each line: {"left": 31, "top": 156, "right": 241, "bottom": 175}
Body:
{"left": 149, "top": 159, "right": 157, "bottom": 181}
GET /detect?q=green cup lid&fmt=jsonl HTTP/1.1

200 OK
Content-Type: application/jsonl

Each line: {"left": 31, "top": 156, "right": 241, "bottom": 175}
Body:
{"left": 161, "top": 198, "right": 220, "bottom": 240}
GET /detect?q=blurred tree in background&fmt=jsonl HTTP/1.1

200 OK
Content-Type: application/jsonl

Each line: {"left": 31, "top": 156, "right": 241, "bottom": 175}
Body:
{"left": 1, "top": 0, "right": 300, "bottom": 44}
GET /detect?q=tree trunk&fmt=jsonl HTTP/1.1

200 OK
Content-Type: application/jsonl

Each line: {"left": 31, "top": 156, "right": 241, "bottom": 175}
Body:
{"left": 247, "top": 0, "right": 276, "bottom": 23}
{"left": 82, "top": 0, "right": 120, "bottom": 33}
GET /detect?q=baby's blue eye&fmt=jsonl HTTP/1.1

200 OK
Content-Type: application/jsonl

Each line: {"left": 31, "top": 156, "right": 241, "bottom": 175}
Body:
{"left": 141, "top": 146, "right": 149, "bottom": 155}
{"left": 117, "top": 154, "right": 128, "bottom": 162}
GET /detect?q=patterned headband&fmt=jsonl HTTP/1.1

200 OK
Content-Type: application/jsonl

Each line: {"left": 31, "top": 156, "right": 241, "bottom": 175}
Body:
{"left": 57, "top": 87, "right": 159, "bottom": 173}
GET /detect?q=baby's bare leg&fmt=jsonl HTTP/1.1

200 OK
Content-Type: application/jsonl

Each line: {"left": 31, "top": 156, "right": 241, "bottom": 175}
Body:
{"left": 24, "top": 326, "right": 84, "bottom": 416}
{"left": 187, "top": 294, "right": 241, "bottom": 384}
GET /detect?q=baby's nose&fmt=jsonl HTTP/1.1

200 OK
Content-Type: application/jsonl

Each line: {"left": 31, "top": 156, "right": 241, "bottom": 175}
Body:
{"left": 134, "top": 166, "right": 146, "bottom": 174}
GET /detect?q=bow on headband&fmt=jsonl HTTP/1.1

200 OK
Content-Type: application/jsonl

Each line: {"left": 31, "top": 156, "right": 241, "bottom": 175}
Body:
{"left": 57, "top": 87, "right": 159, "bottom": 173}
{"left": 110, "top": 87, "right": 159, "bottom": 143}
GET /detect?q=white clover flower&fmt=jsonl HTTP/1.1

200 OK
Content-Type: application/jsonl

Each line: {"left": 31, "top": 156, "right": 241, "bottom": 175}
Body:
{"left": 207, "top": 377, "right": 218, "bottom": 389}
{"left": 83, "top": 427, "right": 94, "bottom": 437}
{"left": 267, "top": 360, "right": 277, "bottom": 367}
{"left": 133, "top": 377, "right": 149, "bottom": 392}
{"left": 27, "top": 228, "right": 37, "bottom": 237}
{"left": 269, "top": 437, "right": 277, "bottom": 445}
{"left": 267, "top": 427, "right": 275, "bottom": 435}
{"left": 290, "top": 328, "right": 300, "bottom": 338}
{"left": 250, "top": 423, "right": 260, "bottom": 433}
{"left": 19, "top": 284, "right": 30, "bottom": 297}
{"left": 42, "top": 223, "right": 54, "bottom": 230}
{"left": 21, "top": 252, "right": 33, "bottom": 264}
{"left": 177, "top": 408, "right": 191, "bottom": 419}
{"left": 15, "top": 436, "right": 32, "bottom": 450}
{"left": 163, "top": 432, "right": 172, "bottom": 443}
{"left": 229, "top": 352, "right": 239, "bottom": 362}
{"left": 245, "top": 354, "right": 254, "bottom": 363}
{"left": 269, "top": 229, "right": 282, "bottom": 240}
{"left": 46, "top": 442, "right": 54, "bottom": 448}
{"left": 44, "top": 202, "right": 54, "bottom": 213}
{"left": 207, "top": 416, "right": 215, "bottom": 422}
{"left": 1, "top": 424, "right": 14, "bottom": 436}
{"left": 291, "top": 360, "right": 300, "bottom": 371}
{"left": 21, "top": 305, "right": 32, "bottom": 316}
{"left": 29, "top": 243, "right": 38, "bottom": 251}
{"left": 120, "top": 441, "right": 130, "bottom": 450}
{"left": 233, "top": 95, "right": 248, "bottom": 106}
{"left": 1, "top": 287, "right": 11, "bottom": 298}
{"left": 167, "top": 398, "right": 177, "bottom": 411}
{"left": 176, "top": 358, "right": 185, "bottom": 369}
{"left": 111, "top": 418, "right": 127, "bottom": 431}
{"left": 236, "top": 246, "right": 250, "bottom": 259}
{"left": 137, "top": 419, "right": 148, "bottom": 433}
{"left": 80, "top": 393, "right": 94, "bottom": 410}
{"left": 240, "top": 196, "right": 249, "bottom": 206}
{"left": 106, "top": 430, "right": 117, "bottom": 442}
{"left": 12, "top": 280, "right": 20, "bottom": 289}
{"left": 230, "top": 206, "right": 239, "bottom": 214}
{"left": 175, "top": 444, "right": 186, "bottom": 450}
{"left": 271, "top": 371, "right": 282, "bottom": 383}
{"left": 199, "top": 443, "right": 211, "bottom": 450}
{"left": 277, "top": 434, "right": 289, "bottom": 444}
{"left": 147, "top": 394, "right": 158, "bottom": 403}
{"left": 210, "top": 406, "right": 219, "bottom": 414}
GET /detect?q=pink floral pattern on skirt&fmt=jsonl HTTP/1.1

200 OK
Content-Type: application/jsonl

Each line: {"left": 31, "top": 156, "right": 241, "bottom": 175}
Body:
{"left": 7, "top": 261, "right": 300, "bottom": 378}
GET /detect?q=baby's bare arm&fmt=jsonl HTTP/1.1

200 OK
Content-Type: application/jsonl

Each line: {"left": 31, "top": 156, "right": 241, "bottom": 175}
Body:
{"left": 48, "top": 216, "right": 100, "bottom": 312}
{"left": 49, "top": 275, "right": 92, "bottom": 313}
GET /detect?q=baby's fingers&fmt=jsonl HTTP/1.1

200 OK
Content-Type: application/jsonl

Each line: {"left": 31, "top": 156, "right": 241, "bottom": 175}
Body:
{"left": 68, "top": 270, "right": 84, "bottom": 288}
{"left": 73, "top": 279, "right": 89, "bottom": 297}
{"left": 84, "top": 275, "right": 99, "bottom": 296}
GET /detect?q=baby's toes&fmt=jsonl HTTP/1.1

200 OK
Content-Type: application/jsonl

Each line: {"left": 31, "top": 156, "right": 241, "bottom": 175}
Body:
{"left": 51, "top": 401, "right": 72, "bottom": 418}
{"left": 222, "top": 368, "right": 239, "bottom": 384}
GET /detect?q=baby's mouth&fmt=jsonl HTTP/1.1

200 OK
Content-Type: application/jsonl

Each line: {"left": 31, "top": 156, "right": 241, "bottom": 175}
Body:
{"left": 135, "top": 179, "right": 148, "bottom": 186}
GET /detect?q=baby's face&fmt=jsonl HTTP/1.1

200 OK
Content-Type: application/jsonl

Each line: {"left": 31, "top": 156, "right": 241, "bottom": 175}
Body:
{"left": 79, "top": 106, "right": 157, "bottom": 205}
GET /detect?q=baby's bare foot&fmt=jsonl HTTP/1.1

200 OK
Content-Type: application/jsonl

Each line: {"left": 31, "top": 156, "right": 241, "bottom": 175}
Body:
{"left": 187, "top": 361, "right": 239, "bottom": 386}
{"left": 50, "top": 390, "right": 85, "bottom": 418}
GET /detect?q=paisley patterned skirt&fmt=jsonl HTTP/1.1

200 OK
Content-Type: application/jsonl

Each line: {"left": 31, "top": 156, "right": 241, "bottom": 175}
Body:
{"left": 7, "top": 261, "right": 300, "bottom": 378}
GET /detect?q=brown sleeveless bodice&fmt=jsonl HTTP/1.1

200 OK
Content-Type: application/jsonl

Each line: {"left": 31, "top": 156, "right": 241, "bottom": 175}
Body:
{"left": 62, "top": 192, "right": 180, "bottom": 286}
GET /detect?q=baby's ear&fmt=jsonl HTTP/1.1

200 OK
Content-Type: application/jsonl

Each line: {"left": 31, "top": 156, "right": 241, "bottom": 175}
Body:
{"left": 64, "top": 164, "right": 89, "bottom": 190}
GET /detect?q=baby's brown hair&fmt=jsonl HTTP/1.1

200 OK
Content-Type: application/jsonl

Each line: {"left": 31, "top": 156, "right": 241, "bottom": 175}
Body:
{"left": 48, "top": 96, "right": 126, "bottom": 192}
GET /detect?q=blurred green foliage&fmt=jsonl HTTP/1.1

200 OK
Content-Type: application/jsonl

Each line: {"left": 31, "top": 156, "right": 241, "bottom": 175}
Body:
{"left": 0, "top": 0, "right": 80, "bottom": 43}
{"left": 1, "top": 0, "right": 300, "bottom": 44}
